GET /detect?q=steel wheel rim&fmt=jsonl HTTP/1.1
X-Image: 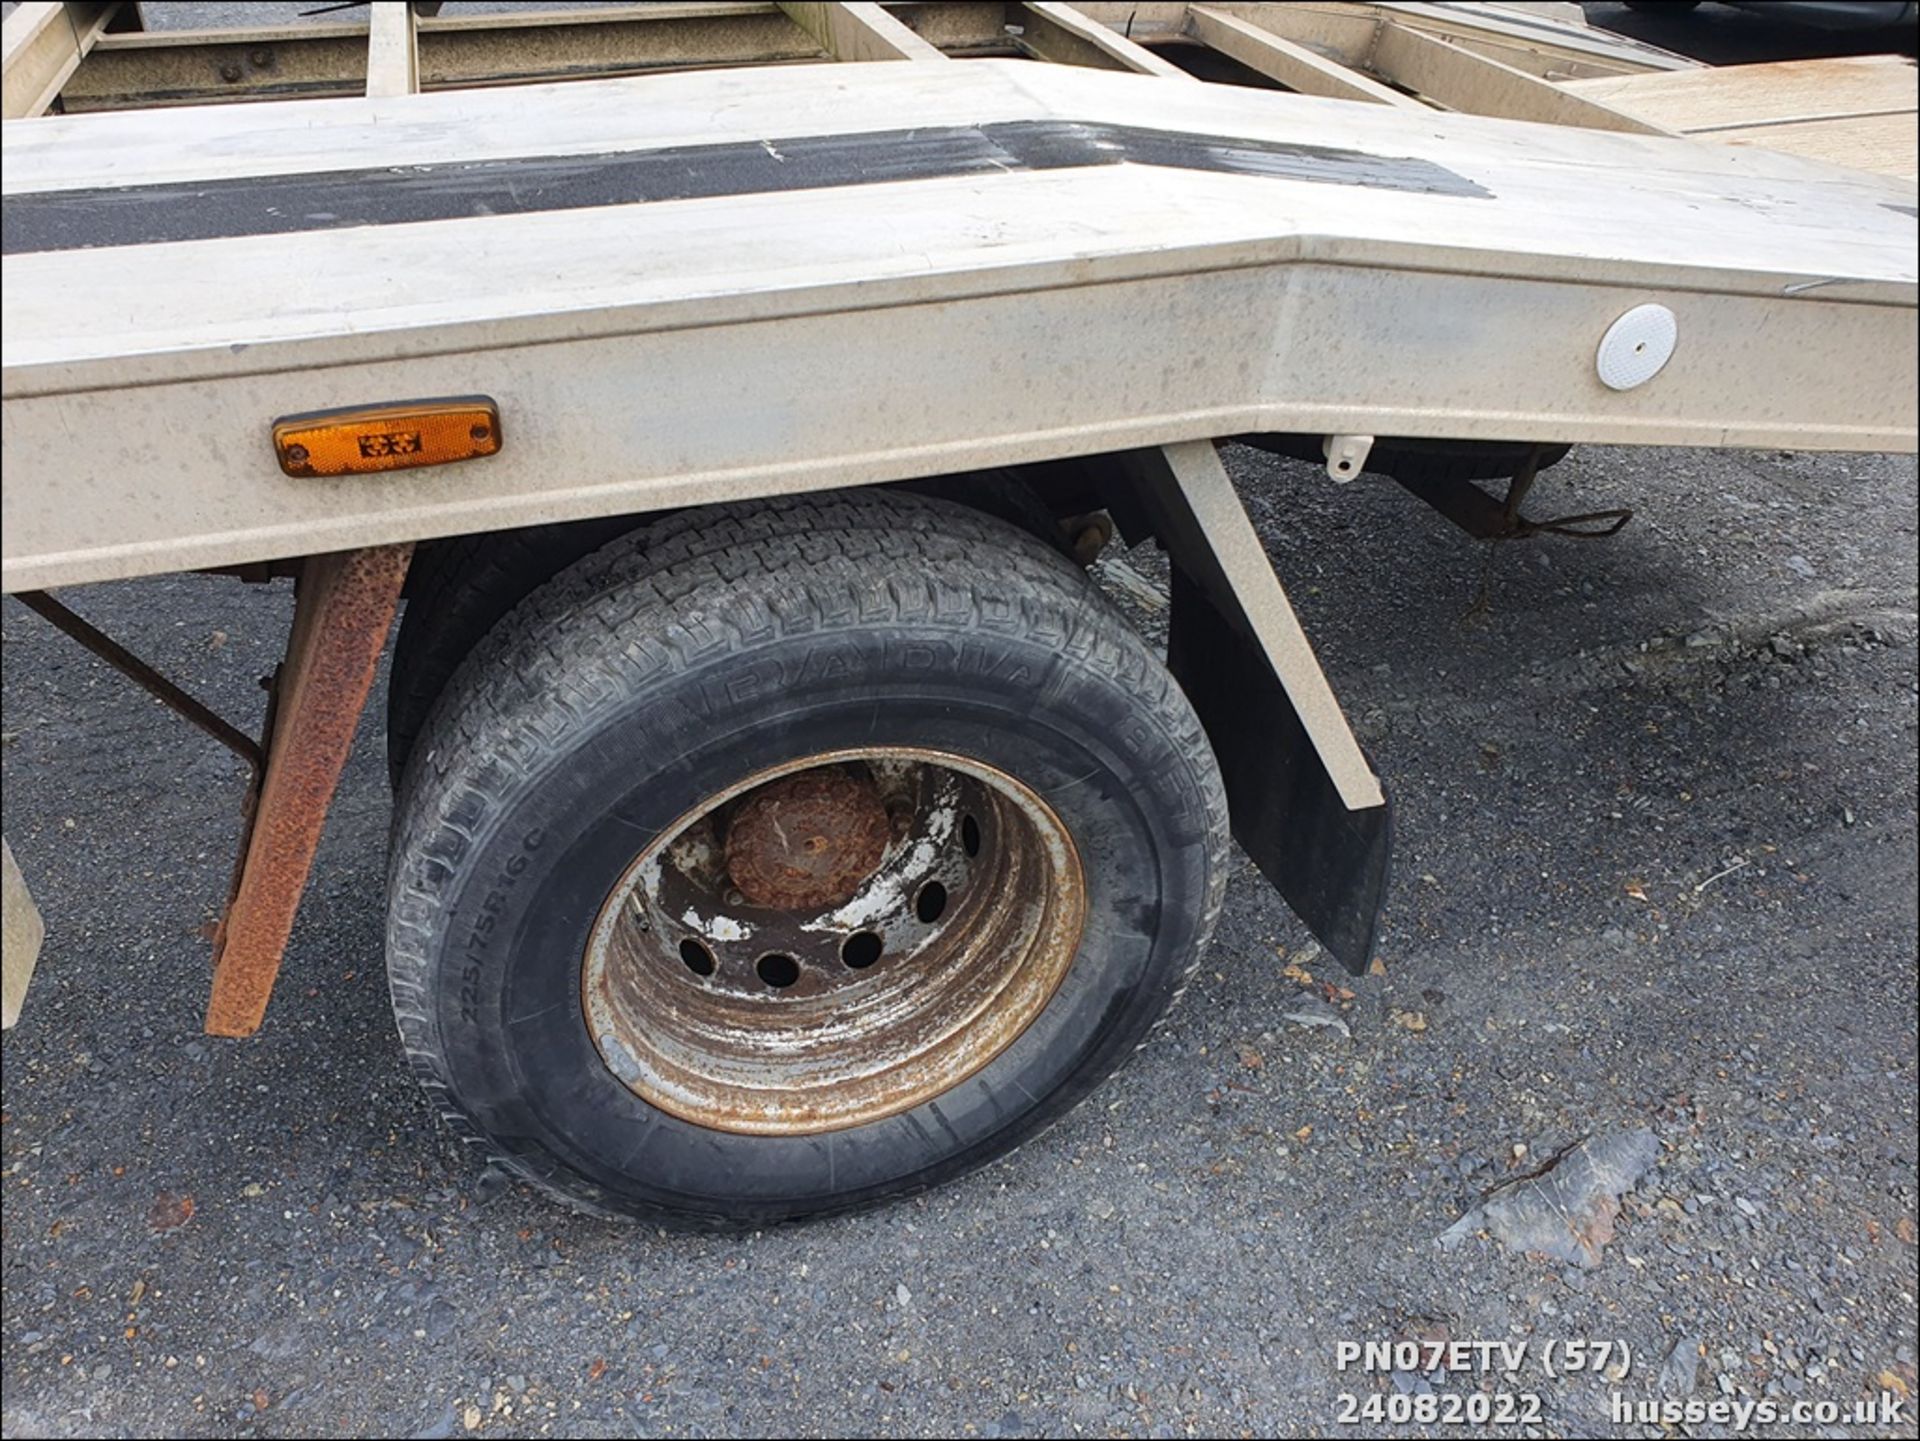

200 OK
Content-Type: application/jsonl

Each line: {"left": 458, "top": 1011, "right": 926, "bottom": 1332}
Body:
{"left": 582, "top": 747, "right": 1087, "bottom": 1135}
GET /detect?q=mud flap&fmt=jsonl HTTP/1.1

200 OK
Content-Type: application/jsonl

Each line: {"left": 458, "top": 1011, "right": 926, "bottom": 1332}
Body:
{"left": 1166, "top": 570, "right": 1392, "bottom": 971}
{"left": 1117, "top": 441, "right": 1391, "bottom": 974}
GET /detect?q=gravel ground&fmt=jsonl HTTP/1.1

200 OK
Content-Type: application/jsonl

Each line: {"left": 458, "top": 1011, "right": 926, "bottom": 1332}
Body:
{"left": 4, "top": 5, "right": 1918, "bottom": 1439}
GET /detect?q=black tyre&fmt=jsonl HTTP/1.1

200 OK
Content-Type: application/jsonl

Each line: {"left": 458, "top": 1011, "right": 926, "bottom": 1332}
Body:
{"left": 387, "top": 490, "right": 1229, "bottom": 1225}
{"left": 385, "top": 474, "right": 1066, "bottom": 787}
{"left": 386, "top": 515, "right": 644, "bottom": 786}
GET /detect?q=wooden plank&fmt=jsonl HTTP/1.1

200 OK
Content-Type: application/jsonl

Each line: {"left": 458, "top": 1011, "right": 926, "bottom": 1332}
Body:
{"left": 2, "top": 1, "right": 115, "bottom": 117}
{"left": 1715, "top": 114, "right": 1918, "bottom": 182}
{"left": 777, "top": 2, "right": 948, "bottom": 62}
{"left": 1017, "top": 1, "right": 1195, "bottom": 80}
{"left": 1187, "top": 5, "right": 1421, "bottom": 108}
{"left": 1561, "top": 57, "right": 1917, "bottom": 178}
{"left": 1370, "top": 21, "right": 1669, "bottom": 132}
{"left": 365, "top": 0, "right": 418, "bottom": 98}
{"left": 1563, "top": 56, "right": 1917, "bottom": 131}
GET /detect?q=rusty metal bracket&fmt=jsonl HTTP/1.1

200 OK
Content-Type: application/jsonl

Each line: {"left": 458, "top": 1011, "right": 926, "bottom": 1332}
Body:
{"left": 1395, "top": 445, "right": 1634, "bottom": 541}
{"left": 205, "top": 544, "right": 410, "bottom": 1038}
{"left": 15, "top": 589, "right": 265, "bottom": 772}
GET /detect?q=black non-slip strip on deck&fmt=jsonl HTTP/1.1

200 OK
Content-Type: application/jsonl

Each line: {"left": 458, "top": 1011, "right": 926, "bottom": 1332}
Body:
{"left": 2, "top": 119, "right": 1489, "bottom": 256}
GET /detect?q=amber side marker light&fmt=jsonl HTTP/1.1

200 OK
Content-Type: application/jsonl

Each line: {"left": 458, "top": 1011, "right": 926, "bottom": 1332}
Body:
{"left": 272, "top": 397, "right": 501, "bottom": 477}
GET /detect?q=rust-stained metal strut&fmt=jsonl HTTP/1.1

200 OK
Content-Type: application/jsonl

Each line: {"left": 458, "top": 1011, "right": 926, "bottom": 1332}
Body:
{"left": 205, "top": 544, "right": 410, "bottom": 1037}
{"left": 14, "top": 548, "right": 411, "bottom": 1038}
{"left": 1394, "top": 445, "right": 1635, "bottom": 542}
{"left": 15, "top": 590, "right": 264, "bottom": 772}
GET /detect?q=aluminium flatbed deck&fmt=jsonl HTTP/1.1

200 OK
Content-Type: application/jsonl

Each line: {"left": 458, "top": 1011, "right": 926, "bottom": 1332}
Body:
{"left": 3, "top": 56, "right": 1914, "bottom": 593}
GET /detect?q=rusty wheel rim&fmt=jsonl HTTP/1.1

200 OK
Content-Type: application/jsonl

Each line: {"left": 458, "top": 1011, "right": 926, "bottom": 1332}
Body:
{"left": 582, "top": 748, "right": 1087, "bottom": 1136}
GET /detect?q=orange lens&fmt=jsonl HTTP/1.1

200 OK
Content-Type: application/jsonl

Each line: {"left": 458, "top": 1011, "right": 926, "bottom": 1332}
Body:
{"left": 272, "top": 397, "right": 501, "bottom": 477}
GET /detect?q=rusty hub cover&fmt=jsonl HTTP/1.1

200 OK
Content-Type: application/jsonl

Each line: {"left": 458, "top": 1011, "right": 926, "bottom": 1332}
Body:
{"left": 724, "top": 768, "right": 890, "bottom": 910}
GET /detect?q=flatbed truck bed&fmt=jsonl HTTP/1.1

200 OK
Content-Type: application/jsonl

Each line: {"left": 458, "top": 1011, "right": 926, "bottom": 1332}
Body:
{"left": 4, "top": 56, "right": 1914, "bottom": 591}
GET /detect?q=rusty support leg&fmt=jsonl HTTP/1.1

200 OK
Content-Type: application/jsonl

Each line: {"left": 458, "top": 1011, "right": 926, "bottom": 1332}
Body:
{"left": 205, "top": 544, "right": 410, "bottom": 1037}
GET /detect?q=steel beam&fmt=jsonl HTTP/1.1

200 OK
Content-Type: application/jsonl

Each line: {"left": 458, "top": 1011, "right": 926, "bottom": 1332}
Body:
{"left": 2, "top": 0, "right": 119, "bottom": 117}
{"left": 2, "top": 840, "right": 46, "bottom": 1029}
{"left": 1016, "top": 1, "right": 1194, "bottom": 80}
{"left": 1369, "top": 21, "right": 1669, "bottom": 133}
{"left": 1186, "top": 6, "right": 1422, "bottom": 108}
{"left": 58, "top": 5, "right": 822, "bottom": 111}
{"left": 1122, "top": 440, "right": 1391, "bottom": 970}
{"left": 365, "top": 0, "right": 419, "bottom": 97}
{"left": 1124, "top": 440, "right": 1383, "bottom": 810}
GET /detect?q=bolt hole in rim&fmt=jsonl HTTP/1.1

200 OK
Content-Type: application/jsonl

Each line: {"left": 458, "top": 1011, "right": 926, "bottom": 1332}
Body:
{"left": 755, "top": 953, "right": 800, "bottom": 989}
{"left": 583, "top": 748, "right": 1086, "bottom": 1135}
{"left": 914, "top": 880, "right": 948, "bottom": 924}
{"left": 840, "top": 931, "right": 884, "bottom": 970}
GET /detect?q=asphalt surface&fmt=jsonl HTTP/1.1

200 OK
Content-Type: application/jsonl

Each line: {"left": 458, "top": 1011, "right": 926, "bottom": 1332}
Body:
{"left": 5, "top": 6, "right": 1920, "bottom": 1441}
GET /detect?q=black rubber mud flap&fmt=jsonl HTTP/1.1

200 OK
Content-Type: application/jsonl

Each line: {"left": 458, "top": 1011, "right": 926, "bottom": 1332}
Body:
{"left": 1166, "top": 568, "right": 1392, "bottom": 972}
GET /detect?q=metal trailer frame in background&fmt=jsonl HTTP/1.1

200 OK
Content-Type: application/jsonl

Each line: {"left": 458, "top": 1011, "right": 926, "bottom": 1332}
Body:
{"left": 4, "top": 1, "right": 1697, "bottom": 118}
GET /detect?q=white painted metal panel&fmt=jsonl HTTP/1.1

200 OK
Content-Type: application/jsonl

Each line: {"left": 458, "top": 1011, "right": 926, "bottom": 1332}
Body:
{"left": 3, "top": 60, "right": 1914, "bottom": 591}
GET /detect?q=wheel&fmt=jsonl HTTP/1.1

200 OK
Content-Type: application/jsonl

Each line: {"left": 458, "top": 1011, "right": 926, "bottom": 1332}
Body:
{"left": 387, "top": 490, "right": 1229, "bottom": 1224}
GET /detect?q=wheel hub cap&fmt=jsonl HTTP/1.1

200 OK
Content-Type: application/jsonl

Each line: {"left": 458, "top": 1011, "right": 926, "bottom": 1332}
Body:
{"left": 724, "top": 769, "right": 891, "bottom": 910}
